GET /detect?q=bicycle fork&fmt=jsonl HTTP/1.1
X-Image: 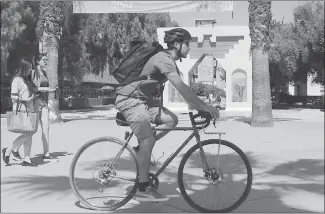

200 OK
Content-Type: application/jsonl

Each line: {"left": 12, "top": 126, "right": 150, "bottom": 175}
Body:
{"left": 195, "top": 131, "right": 225, "bottom": 173}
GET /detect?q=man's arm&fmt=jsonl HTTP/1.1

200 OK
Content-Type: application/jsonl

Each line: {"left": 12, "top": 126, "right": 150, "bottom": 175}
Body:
{"left": 153, "top": 52, "right": 219, "bottom": 120}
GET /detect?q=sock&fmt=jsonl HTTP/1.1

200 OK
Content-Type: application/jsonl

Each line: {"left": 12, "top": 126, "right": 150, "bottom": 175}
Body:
{"left": 138, "top": 182, "right": 149, "bottom": 192}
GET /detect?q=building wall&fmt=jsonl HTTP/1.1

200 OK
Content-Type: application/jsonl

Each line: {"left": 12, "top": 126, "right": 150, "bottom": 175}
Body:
{"left": 157, "top": 26, "right": 252, "bottom": 112}
{"left": 288, "top": 75, "right": 322, "bottom": 96}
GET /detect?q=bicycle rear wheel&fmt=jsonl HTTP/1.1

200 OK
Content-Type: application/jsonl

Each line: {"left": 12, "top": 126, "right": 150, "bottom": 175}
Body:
{"left": 178, "top": 139, "right": 252, "bottom": 213}
{"left": 69, "top": 137, "right": 139, "bottom": 211}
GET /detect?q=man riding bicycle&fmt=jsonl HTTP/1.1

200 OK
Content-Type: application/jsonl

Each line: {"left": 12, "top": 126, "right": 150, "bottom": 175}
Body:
{"left": 115, "top": 28, "right": 219, "bottom": 202}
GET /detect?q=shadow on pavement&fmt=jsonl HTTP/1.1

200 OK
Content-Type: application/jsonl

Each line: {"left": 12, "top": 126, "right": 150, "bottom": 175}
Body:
{"left": 28, "top": 152, "right": 74, "bottom": 166}
{"left": 62, "top": 115, "right": 116, "bottom": 123}
{"left": 61, "top": 114, "right": 302, "bottom": 126}
{"left": 218, "top": 116, "right": 301, "bottom": 125}
{"left": 1, "top": 150, "right": 324, "bottom": 213}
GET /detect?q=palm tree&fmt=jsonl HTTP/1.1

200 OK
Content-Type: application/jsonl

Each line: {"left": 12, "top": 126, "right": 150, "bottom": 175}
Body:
{"left": 36, "top": 1, "right": 64, "bottom": 123}
{"left": 248, "top": 1, "right": 274, "bottom": 127}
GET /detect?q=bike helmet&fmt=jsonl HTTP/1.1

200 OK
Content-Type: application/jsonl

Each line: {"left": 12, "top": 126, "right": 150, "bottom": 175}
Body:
{"left": 164, "top": 28, "right": 192, "bottom": 44}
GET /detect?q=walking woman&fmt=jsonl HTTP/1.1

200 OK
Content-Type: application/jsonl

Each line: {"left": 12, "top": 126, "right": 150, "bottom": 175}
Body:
{"left": 32, "top": 53, "right": 58, "bottom": 161}
{"left": 2, "top": 59, "right": 39, "bottom": 166}
{"left": 10, "top": 54, "right": 58, "bottom": 162}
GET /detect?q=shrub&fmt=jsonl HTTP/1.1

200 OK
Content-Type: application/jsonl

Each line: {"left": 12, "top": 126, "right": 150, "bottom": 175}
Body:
{"left": 190, "top": 82, "right": 226, "bottom": 97}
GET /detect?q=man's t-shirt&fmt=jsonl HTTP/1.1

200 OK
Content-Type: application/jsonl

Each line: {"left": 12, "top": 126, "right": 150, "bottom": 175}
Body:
{"left": 116, "top": 51, "right": 178, "bottom": 98}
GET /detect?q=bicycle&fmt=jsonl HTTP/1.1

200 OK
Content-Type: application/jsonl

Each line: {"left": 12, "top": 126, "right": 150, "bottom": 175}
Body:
{"left": 69, "top": 110, "right": 253, "bottom": 213}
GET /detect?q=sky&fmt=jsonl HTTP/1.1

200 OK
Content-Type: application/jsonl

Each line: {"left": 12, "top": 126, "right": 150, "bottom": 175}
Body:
{"left": 169, "top": 1, "right": 306, "bottom": 27}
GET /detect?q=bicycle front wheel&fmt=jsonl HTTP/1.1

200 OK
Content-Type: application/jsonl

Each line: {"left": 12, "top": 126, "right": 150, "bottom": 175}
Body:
{"left": 178, "top": 139, "right": 252, "bottom": 213}
{"left": 69, "top": 137, "right": 139, "bottom": 211}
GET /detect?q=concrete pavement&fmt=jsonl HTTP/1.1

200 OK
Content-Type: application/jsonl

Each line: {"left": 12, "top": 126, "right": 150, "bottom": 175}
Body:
{"left": 1, "top": 107, "right": 324, "bottom": 213}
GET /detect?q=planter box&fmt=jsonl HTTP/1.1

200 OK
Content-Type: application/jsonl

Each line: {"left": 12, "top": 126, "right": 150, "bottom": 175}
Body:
{"left": 102, "top": 97, "right": 115, "bottom": 105}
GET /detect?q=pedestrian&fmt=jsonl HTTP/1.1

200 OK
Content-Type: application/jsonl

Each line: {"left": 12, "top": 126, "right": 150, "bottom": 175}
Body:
{"left": 2, "top": 58, "right": 39, "bottom": 166}
{"left": 10, "top": 54, "right": 59, "bottom": 162}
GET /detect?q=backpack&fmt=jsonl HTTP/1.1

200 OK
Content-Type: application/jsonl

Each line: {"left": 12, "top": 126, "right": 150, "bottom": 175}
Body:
{"left": 111, "top": 41, "right": 164, "bottom": 86}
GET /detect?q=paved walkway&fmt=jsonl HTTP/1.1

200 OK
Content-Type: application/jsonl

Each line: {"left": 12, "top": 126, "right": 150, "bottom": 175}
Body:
{"left": 1, "top": 107, "right": 324, "bottom": 213}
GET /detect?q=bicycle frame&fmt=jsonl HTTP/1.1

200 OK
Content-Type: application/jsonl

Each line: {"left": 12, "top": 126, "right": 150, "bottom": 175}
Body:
{"left": 112, "top": 121, "right": 224, "bottom": 180}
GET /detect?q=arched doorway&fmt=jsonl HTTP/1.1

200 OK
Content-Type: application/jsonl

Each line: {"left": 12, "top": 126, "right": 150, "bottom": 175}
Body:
{"left": 231, "top": 69, "right": 247, "bottom": 102}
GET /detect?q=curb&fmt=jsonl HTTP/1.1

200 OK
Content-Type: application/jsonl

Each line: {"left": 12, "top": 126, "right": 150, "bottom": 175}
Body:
{"left": 1, "top": 105, "right": 116, "bottom": 118}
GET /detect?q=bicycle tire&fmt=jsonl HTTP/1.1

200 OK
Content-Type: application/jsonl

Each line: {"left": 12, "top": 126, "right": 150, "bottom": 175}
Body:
{"left": 69, "top": 136, "right": 139, "bottom": 211}
{"left": 178, "top": 139, "right": 253, "bottom": 213}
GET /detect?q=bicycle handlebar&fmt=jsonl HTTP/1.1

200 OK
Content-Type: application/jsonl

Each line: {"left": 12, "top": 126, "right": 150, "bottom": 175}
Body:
{"left": 189, "top": 110, "right": 213, "bottom": 129}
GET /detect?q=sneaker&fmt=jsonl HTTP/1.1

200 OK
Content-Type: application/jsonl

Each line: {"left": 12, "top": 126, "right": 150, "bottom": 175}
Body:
{"left": 43, "top": 155, "right": 59, "bottom": 162}
{"left": 134, "top": 187, "right": 169, "bottom": 202}
{"left": 21, "top": 160, "right": 38, "bottom": 167}
{"left": 2, "top": 148, "right": 9, "bottom": 165}
{"left": 133, "top": 146, "right": 156, "bottom": 166}
{"left": 12, "top": 150, "right": 22, "bottom": 161}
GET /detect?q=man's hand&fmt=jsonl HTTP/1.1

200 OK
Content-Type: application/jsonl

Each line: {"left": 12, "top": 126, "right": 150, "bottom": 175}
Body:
{"left": 201, "top": 104, "right": 220, "bottom": 122}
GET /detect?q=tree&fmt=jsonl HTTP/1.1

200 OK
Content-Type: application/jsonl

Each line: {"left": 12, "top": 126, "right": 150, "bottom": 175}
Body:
{"left": 268, "top": 2, "right": 324, "bottom": 104}
{"left": 76, "top": 12, "right": 178, "bottom": 74}
{"left": 58, "top": 2, "right": 91, "bottom": 85}
{"left": 293, "top": 1, "right": 324, "bottom": 85}
{"left": 36, "top": 1, "right": 64, "bottom": 123}
{"left": 1, "top": 1, "right": 25, "bottom": 69}
{"left": 1, "top": 1, "right": 39, "bottom": 76}
{"left": 248, "top": 1, "right": 274, "bottom": 127}
{"left": 268, "top": 21, "right": 300, "bottom": 103}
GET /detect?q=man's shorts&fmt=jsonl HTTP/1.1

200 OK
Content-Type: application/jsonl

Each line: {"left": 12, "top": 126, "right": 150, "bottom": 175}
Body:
{"left": 115, "top": 95, "right": 171, "bottom": 141}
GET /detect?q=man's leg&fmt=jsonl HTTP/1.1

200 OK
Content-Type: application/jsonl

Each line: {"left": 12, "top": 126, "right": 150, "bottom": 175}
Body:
{"left": 133, "top": 105, "right": 178, "bottom": 165}
{"left": 115, "top": 96, "right": 168, "bottom": 202}
{"left": 150, "top": 106, "right": 178, "bottom": 141}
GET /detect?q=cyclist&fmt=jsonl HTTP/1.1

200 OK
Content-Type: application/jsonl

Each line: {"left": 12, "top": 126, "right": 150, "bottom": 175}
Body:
{"left": 115, "top": 28, "right": 219, "bottom": 202}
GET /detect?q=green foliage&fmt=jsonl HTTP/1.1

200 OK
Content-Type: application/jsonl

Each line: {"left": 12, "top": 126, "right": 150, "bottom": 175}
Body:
{"left": 293, "top": 1, "right": 324, "bottom": 84}
{"left": 1, "top": 2, "right": 178, "bottom": 82}
{"left": 75, "top": 12, "right": 178, "bottom": 75}
{"left": 1, "top": 1, "right": 39, "bottom": 75}
{"left": 268, "top": 2, "right": 324, "bottom": 86}
{"left": 57, "top": 2, "right": 91, "bottom": 83}
{"left": 191, "top": 82, "right": 226, "bottom": 97}
{"left": 1, "top": 1, "right": 27, "bottom": 61}
{"left": 248, "top": 1, "right": 273, "bottom": 53}
{"left": 36, "top": 1, "right": 64, "bottom": 46}
{"left": 268, "top": 21, "right": 300, "bottom": 89}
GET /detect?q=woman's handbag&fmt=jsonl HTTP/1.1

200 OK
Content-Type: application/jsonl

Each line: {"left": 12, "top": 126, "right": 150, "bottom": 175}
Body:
{"left": 6, "top": 99, "right": 39, "bottom": 133}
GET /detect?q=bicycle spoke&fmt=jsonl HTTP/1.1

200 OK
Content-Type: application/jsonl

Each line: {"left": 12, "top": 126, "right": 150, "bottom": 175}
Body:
{"left": 178, "top": 140, "right": 252, "bottom": 213}
{"left": 69, "top": 137, "right": 138, "bottom": 211}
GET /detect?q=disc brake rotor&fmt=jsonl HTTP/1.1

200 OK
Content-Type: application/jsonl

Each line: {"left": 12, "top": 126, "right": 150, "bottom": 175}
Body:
{"left": 204, "top": 168, "right": 223, "bottom": 185}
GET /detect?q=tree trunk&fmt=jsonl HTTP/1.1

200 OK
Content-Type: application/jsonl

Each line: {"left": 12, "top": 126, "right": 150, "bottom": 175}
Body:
{"left": 47, "top": 36, "right": 62, "bottom": 123}
{"left": 251, "top": 47, "right": 274, "bottom": 127}
{"left": 274, "top": 70, "right": 281, "bottom": 104}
